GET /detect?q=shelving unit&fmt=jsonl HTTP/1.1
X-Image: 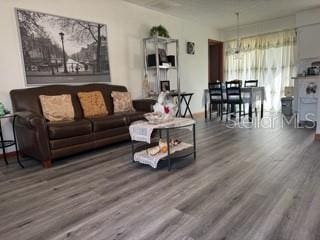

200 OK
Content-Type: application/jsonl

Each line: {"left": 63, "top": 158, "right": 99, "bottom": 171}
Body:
{"left": 143, "top": 35, "right": 181, "bottom": 116}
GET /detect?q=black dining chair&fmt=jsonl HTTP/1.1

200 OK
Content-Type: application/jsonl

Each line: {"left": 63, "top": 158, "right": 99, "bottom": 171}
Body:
{"left": 244, "top": 80, "right": 258, "bottom": 116}
{"left": 244, "top": 80, "right": 258, "bottom": 87}
{"left": 226, "top": 81, "right": 245, "bottom": 121}
{"left": 208, "top": 82, "right": 226, "bottom": 120}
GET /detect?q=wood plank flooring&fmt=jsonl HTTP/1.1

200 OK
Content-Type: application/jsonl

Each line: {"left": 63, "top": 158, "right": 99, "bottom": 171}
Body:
{"left": 0, "top": 117, "right": 320, "bottom": 240}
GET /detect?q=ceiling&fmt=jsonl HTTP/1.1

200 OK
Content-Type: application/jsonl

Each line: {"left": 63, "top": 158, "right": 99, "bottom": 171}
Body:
{"left": 123, "top": 0, "right": 320, "bottom": 29}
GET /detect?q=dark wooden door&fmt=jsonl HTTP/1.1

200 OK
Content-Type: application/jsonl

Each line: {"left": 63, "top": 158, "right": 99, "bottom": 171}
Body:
{"left": 208, "top": 40, "right": 223, "bottom": 83}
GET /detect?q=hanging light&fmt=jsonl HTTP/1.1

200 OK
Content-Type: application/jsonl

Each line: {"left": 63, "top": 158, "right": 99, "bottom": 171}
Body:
{"left": 235, "top": 12, "right": 241, "bottom": 54}
{"left": 231, "top": 12, "right": 242, "bottom": 60}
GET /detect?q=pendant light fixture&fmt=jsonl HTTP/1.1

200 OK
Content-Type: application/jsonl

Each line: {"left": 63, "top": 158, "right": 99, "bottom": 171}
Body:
{"left": 235, "top": 12, "right": 241, "bottom": 54}
{"left": 233, "top": 12, "right": 242, "bottom": 60}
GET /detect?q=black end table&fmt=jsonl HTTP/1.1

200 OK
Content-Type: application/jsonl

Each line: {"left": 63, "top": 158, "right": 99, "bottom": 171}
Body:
{"left": 0, "top": 114, "right": 24, "bottom": 168}
{"left": 170, "top": 92, "right": 194, "bottom": 118}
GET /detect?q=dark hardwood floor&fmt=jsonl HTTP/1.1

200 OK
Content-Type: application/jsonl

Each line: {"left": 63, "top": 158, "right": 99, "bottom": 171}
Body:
{"left": 0, "top": 116, "right": 320, "bottom": 240}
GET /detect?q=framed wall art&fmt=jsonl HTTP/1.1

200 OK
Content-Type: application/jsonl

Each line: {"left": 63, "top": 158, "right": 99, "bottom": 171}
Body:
{"left": 160, "top": 80, "right": 170, "bottom": 92}
{"left": 187, "top": 41, "right": 195, "bottom": 55}
{"left": 16, "top": 9, "right": 111, "bottom": 85}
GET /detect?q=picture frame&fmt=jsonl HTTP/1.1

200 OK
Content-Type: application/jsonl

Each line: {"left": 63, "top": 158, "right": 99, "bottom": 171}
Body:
{"left": 158, "top": 48, "right": 168, "bottom": 63}
{"left": 187, "top": 42, "right": 195, "bottom": 55}
{"left": 15, "top": 8, "right": 111, "bottom": 85}
{"left": 160, "top": 80, "right": 170, "bottom": 92}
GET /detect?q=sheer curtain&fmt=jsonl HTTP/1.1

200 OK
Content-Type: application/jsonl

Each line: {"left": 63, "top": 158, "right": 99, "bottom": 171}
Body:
{"left": 224, "top": 30, "right": 297, "bottom": 111}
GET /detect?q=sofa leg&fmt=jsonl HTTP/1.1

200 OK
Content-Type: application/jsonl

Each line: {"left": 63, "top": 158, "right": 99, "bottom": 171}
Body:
{"left": 42, "top": 159, "right": 52, "bottom": 168}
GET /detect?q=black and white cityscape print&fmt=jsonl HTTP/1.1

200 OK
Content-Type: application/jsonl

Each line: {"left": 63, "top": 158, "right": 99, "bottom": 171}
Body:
{"left": 16, "top": 9, "right": 111, "bottom": 85}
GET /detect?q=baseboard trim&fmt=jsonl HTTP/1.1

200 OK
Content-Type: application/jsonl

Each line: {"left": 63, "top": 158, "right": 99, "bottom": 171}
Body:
{"left": 0, "top": 151, "right": 17, "bottom": 159}
{"left": 192, "top": 111, "right": 204, "bottom": 118}
{"left": 315, "top": 134, "right": 320, "bottom": 141}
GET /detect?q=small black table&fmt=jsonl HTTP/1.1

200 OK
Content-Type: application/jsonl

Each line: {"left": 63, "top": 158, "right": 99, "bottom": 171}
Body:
{"left": 170, "top": 92, "right": 194, "bottom": 118}
{"left": 0, "top": 114, "right": 24, "bottom": 168}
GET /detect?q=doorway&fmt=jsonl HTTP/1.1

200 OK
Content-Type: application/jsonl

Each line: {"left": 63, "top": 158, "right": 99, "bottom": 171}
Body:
{"left": 208, "top": 39, "right": 223, "bottom": 83}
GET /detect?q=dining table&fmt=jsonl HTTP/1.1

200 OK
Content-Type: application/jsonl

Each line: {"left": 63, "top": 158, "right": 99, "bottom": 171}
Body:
{"left": 203, "top": 86, "right": 266, "bottom": 122}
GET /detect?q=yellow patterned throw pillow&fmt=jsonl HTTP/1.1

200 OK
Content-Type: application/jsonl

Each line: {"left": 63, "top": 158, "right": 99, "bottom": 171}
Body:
{"left": 39, "top": 94, "right": 75, "bottom": 122}
{"left": 111, "top": 91, "right": 135, "bottom": 113}
{"left": 77, "top": 91, "right": 108, "bottom": 118}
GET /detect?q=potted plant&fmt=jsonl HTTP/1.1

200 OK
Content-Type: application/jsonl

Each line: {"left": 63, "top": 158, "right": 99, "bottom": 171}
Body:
{"left": 150, "top": 25, "right": 170, "bottom": 38}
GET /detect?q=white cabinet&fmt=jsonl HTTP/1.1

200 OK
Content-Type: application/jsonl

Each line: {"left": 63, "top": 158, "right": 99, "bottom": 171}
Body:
{"left": 297, "top": 25, "right": 320, "bottom": 59}
{"left": 294, "top": 76, "right": 320, "bottom": 122}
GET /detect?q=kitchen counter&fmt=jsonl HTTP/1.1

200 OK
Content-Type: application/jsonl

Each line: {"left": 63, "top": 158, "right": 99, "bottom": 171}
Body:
{"left": 292, "top": 75, "right": 320, "bottom": 80}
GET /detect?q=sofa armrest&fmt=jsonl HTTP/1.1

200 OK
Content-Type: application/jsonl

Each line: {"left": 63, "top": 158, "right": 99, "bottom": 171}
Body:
{"left": 14, "top": 111, "right": 51, "bottom": 167}
{"left": 15, "top": 111, "right": 46, "bottom": 129}
{"left": 133, "top": 99, "right": 156, "bottom": 113}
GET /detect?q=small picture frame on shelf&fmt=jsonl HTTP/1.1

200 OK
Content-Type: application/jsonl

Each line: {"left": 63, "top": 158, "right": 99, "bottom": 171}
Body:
{"left": 158, "top": 48, "right": 168, "bottom": 63}
{"left": 160, "top": 81, "right": 170, "bottom": 92}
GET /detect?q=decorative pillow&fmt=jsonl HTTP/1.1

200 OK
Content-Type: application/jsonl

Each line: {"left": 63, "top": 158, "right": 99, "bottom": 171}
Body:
{"left": 77, "top": 91, "right": 108, "bottom": 118}
{"left": 111, "top": 91, "right": 135, "bottom": 113}
{"left": 39, "top": 94, "right": 75, "bottom": 122}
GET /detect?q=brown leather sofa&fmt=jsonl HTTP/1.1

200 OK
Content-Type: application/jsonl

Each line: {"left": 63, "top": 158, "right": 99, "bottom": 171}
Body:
{"left": 10, "top": 84, "right": 155, "bottom": 168}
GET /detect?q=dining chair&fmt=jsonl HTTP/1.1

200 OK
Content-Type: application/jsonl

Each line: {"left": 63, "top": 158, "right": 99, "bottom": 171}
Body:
{"left": 226, "top": 81, "right": 245, "bottom": 121}
{"left": 244, "top": 80, "right": 258, "bottom": 87}
{"left": 244, "top": 80, "right": 258, "bottom": 116}
{"left": 229, "top": 79, "right": 243, "bottom": 87}
{"left": 208, "top": 82, "right": 226, "bottom": 120}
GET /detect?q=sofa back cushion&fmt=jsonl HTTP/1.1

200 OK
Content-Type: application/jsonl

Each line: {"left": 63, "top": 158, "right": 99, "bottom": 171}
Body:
{"left": 39, "top": 94, "right": 75, "bottom": 122}
{"left": 77, "top": 91, "right": 108, "bottom": 118}
{"left": 111, "top": 91, "right": 135, "bottom": 112}
{"left": 10, "top": 84, "right": 128, "bottom": 118}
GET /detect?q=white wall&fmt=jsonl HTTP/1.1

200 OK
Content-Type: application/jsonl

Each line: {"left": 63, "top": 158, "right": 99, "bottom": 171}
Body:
{"left": 0, "top": 0, "right": 219, "bottom": 151}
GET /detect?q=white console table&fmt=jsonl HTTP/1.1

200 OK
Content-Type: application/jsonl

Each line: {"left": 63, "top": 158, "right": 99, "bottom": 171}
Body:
{"left": 293, "top": 75, "right": 320, "bottom": 138}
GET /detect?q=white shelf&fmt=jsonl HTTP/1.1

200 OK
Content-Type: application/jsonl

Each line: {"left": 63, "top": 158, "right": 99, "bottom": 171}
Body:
{"left": 134, "top": 142, "right": 193, "bottom": 169}
{"left": 143, "top": 36, "right": 178, "bottom": 44}
{"left": 147, "top": 66, "right": 176, "bottom": 70}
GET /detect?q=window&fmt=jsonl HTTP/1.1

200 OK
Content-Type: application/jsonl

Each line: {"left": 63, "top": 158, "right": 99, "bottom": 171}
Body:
{"left": 224, "top": 30, "right": 297, "bottom": 111}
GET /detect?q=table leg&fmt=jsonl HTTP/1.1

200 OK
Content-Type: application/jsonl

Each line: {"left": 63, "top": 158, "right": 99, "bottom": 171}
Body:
{"left": 231, "top": 104, "right": 236, "bottom": 118}
{"left": 193, "top": 124, "right": 196, "bottom": 160}
{"left": 13, "top": 116, "right": 24, "bottom": 168}
{"left": 131, "top": 140, "right": 135, "bottom": 162}
{"left": 183, "top": 95, "right": 193, "bottom": 118}
{"left": 1, "top": 145, "right": 8, "bottom": 165}
{"left": 205, "top": 99, "right": 207, "bottom": 119}
{"left": 166, "top": 129, "right": 171, "bottom": 171}
{"left": 0, "top": 121, "right": 8, "bottom": 165}
{"left": 249, "top": 104, "right": 253, "bottom": 122}
{"left": 187, "top": 95, "right": 193, "bottom": 118}
{"left": 182, "top": 96, "right": 188, "bottom": 117}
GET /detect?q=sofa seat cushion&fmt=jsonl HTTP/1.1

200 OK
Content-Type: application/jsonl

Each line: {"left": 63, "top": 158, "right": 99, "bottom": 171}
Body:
{"left": 48, "top": 119, "right": 92, "bottom": 139}
{"left": 50, "top": 134, "right": 93, "bottom": 150}
{"left": 122, "top": 111, "right": 145, "bottom": 124}
{"left": 90, "top": 114, "right": 127, "bottom": 132}
{"left": 94, "top": 127, "right": 129, "bottom": 140}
